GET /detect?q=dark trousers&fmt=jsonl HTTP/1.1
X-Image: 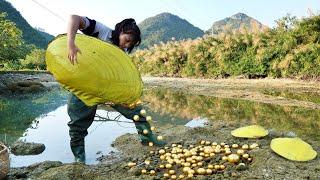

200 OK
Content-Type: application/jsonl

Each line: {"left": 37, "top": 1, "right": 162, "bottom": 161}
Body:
{"left": 67, "top": 93, "right": 146, "bottom": 147}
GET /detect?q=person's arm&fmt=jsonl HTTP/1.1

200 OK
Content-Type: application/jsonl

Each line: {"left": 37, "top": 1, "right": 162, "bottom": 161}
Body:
{"left": 67, "top": 15, "right": 86, "bottom": 65}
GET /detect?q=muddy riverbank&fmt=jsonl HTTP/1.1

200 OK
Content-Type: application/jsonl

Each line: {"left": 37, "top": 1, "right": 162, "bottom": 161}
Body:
{"left": 1, "top": 72, "right": 319, "bottom": 179}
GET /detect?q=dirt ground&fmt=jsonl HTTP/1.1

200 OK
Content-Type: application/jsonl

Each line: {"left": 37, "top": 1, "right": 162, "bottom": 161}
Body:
{"left": 3, "top": 72, "right": 320, "bottom": 179}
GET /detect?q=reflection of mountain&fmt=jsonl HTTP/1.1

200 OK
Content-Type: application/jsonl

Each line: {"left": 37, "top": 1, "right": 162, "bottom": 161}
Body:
{"left": 0, "top": 89, "right": 67, "bottom": 144}
{"left": 142, "top": 88, "right": 320, "bottom": 140}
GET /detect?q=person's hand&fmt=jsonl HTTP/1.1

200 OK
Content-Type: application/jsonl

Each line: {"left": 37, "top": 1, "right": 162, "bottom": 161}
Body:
{"left": 68, "top": 43, "right": 82, "bottom": 65}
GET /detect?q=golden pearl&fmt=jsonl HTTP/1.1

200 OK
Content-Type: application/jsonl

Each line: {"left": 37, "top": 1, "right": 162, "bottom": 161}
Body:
{"left": 237, "top": 149, "right": 244, "bottom": 155}
{"left": 205, "top": 141, "right": 211, "bottom": 145}
{"left": 165, "top": 164, "right": 172, "bottom": 169}
{"left": 214, "top": 165, "right": 220, "bottom": 170}
{"left": 150, "top": 170, "right": 156, "bottom": 175}
{"left": 159, "top": 164, "right": 165, "bottom": 168}
{"left": 178, "top": 174, "right": 185, "bottom": 179}
{"left": 219, "top": 165, "right": 225, "bottom": 170}
{"left": 159, "top": 149, "right": 165, "bottom": 154}
{"left": 196, "top": 156, "right": 203, "bottom": 161}
{"left": 242, "top": 154, "right": 249, "bottom": 159}
{"left": 141, "top": 169, "right": 147, "bottom": 174}
{"left": 206, "top": 169, "right": 213, "bottom": 175}
{"left": 188, "top": 169, "right": 195, "bottom": 174}
{"left": 211, "top": 142, "right": 218, "bottom": 146}
{"left": 146, "top": 116, "right": 152, "bottom": 121}
{"left": 133, "top": 115, "right": 140, "bottom": 121}
{"left": 242, "top": 144, "right": 249, "bottom": 150}
{"left": 148, "top": 142, "right": 153, "bottom": 147}
{"left": 150, "top": 126, "right": 156, "bottom": 131}
{"left": 232, "top": 144, "right": 239, "bottom": 148}
{"left": 183, "top": 167, "right": 190, "bottom": 172}
{"left": 250, "top": 143, "right": 259, "bottom": 149}
{"left": 210, "top": 153, "right": 215, "bottom": 157}
{"left": 127, "top": 162, "right": 136, "bottom": 167}
{"left": 184, "top": 162, "right": 191, "bottom": 167}
{"left": 164, "top": 173, "right": 169, "bottom": 177}
{"left": 140, "top": 109, "right": 147, "bottom": 116}
{"left": 169, "top": 170, "right": 175, "bottom": 175}
{"left": 222, "top": 156, "right": 228, "bottom": 161}
{"left": 145, "top": 160, "right": 151, "bottom": 165}
{"left": 227, "top": 154, "right": 240, "bottom": 163}
{"left": 200, "top": 140, "right": 205, "bottom": 145}
{"left": 157, "top": 136, "right": 163, "bottom": 140}
{"left": 225, "top": 150, "right": 232, "bottom": 155}
{"left": 208, "top": 164, "right": 214, "bottom": 169}
{"left": 187, "top": 174, "right": 194, "bottom": 177}
{"left": 171, "top": 175, "right": 177, "bottom": 179}
{"left": 197, "top": 168, "right": 206, "bottom": 175}
{"left": 143, "top": 129, "right": 148, "bottom": 134}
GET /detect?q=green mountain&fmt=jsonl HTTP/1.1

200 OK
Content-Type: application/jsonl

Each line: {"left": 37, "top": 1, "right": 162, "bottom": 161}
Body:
{"left": 0, "top": 0, "right": 54, "bottom": 48}
{"left": 206, "top": 13, "right": 268, "bottom": 35}
{"left": 138, "top": 12, "right": 204, "bottom": 49}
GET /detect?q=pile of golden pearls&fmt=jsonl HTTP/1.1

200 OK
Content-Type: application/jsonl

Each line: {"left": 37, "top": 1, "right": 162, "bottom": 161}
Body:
{"left": 127, "top": 140, "right": 259, "bottom": 179}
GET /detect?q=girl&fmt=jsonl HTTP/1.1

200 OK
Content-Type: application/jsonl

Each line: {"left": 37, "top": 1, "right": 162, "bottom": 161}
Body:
{"left": 66, "top": 15, "right": 166, "bottom": 163}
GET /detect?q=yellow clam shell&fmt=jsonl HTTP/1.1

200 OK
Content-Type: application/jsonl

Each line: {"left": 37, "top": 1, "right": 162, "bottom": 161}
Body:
{"left": 231, "top": 125, "right": 268, "bottom": 138}
{"left": 270, "top": 138, "right": 317, "bottom": 161}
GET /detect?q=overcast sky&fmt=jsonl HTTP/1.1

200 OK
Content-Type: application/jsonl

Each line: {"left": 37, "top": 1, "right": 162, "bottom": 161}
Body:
{"left": 6, "top": 0, "right": 320, "bottom": 35}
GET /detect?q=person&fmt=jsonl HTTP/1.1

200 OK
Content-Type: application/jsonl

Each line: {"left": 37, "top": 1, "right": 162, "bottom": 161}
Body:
{"left": 66, "top": 15, "right": 166, "bottom": 163}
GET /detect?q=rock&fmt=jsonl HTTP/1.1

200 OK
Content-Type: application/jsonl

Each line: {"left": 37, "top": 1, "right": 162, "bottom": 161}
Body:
{"left": 284, "top": 131, "right": 297, "bottom": 138}
{"left": 7, "top": 81, "right": 45, "bottom": 93}
{"left": 38, "top": 164, "right": 92, "bottom": 180}
{"left": 0, "top": 81, "right": 8, "bottom": 94}
{"left": 268, "top": 129, "right": 283, "bottom": 137}
{"left": 8, "top": 161, "right": 63, "bottom": 179}
{"left": 127, "top": 167, "right": 141, "bottom": 176}
{"left": 0, "top": 143, "right": 10, "bottom": 180}
{"left": 11, "top": 141, "right": 45, "bottom": 155}
{"left": 236, "top": 163, "right": 248, "bottom": 171}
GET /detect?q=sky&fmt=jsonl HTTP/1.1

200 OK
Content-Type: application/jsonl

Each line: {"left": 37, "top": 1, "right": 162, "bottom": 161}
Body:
{"left": 6, "top": 0, "right": 320, "bottom": 36}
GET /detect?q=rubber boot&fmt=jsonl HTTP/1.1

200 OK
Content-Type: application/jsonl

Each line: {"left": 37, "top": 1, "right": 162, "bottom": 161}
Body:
{"left": 71, "top": 145, "right": 86, "bottom": 163}
{"left": 134, "top": 121, "right": 166, "bottom": 146}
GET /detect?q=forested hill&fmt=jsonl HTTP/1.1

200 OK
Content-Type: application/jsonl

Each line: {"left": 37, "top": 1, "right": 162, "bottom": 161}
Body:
{"left": 0, "top": 0, "right": 54, "bottom": 48}
{"left": 138, "top": 12, "right": 204, "bottom": 49}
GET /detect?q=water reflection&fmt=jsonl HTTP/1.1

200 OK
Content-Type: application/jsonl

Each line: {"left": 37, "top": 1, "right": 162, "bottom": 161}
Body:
{"left": 1, "top": 87, "right": 319, "bottom": 167}
{"left": 9, "top": 105, "right": 135, "bottom": 167}
{"left": 263, "top": 90, "right": 320, "bottom": 104}
{"left": 142, "top": 88, "right": 320, "bottom": 141}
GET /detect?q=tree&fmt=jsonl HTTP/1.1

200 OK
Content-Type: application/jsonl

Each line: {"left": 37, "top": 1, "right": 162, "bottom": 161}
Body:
{"left": 0, "top": 12, "right": 24, "bottom": 63}
{"left": 21, "top": 48, "right": 46, "bottom": 70}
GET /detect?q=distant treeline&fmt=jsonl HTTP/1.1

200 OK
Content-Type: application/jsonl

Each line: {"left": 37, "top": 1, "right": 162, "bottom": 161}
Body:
{"left": 0, "top": 13, "right": 45, "bottom": 70}
{"left": 132, "top": 15, "right": 320, "bottom": 79}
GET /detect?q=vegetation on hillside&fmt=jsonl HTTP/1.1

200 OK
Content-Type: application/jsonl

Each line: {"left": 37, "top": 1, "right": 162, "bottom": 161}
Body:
{"left": 206, "top": 13, "right": 268, "bottom": 35}
{"left": 0, "top": 12, "right": 45, "bottom": 70}
{"left": 139, "top": 12, "right": 204, "bottom": 49}
{"left": 0, "top": 0, "right": 53, "bottom": 49}
{"left": 132, "top": 15, "right": 320, "bottom": 79}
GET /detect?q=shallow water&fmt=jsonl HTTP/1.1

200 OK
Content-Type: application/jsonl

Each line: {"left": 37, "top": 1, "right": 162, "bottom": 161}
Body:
{"left": 0, "top": 87, "right": 319, "bottom": 167}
